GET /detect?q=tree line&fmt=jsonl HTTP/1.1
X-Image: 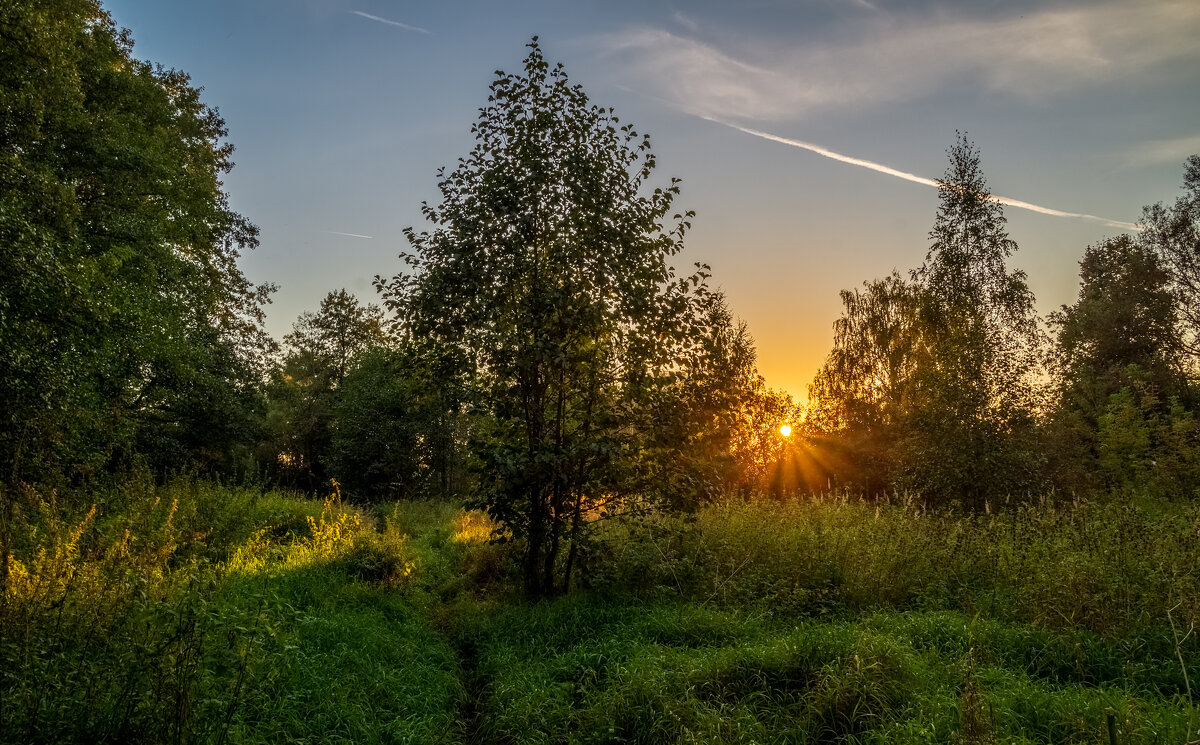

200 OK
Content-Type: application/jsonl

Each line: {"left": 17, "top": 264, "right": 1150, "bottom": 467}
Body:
{"left": 808, "top": 140, "right": 1200, "bottom": 506}
{"left": 2, "top": 3, "right": 1198, "bottom": 594}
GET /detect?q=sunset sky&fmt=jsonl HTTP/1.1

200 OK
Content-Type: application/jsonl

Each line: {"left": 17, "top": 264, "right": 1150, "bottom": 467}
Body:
{"left": 106, "top": 0, "right": 1200, "bottom": 402}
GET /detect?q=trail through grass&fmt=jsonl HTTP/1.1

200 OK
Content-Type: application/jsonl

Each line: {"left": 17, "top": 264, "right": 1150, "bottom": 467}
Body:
{"left": 3, "top": 485, "right": 1199, "bottom": 743}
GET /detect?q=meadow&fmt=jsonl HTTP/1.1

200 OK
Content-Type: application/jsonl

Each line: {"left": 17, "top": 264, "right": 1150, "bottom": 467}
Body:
{"left": 2, "top": 482, "right": 1197, "bottom": 744}
{"left": 7, "top": 6, "right": 1200, "bottom": 744}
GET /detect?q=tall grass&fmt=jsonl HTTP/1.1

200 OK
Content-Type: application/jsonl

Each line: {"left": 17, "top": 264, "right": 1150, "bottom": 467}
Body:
{"left": 454, "top": 597, "right": 1200, "bottom": 744}
{"left": 593, "top": 493, "right": 1200, "bottom": 638}
{"left": 3, "top": 482, "right": 1197, "bottom": 743}
{"left": 0, "top": 480, "right": 465, "bottom": 744}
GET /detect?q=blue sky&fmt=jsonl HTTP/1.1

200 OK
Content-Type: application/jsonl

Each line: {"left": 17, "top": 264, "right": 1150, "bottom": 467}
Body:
{"left": 106, "top": 0, "right": 1200, "bottom": 400}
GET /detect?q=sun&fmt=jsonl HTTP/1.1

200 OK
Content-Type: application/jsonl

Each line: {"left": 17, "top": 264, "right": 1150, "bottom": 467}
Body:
{"left": 779, "top": 424, "right": 792, "bottom": 437}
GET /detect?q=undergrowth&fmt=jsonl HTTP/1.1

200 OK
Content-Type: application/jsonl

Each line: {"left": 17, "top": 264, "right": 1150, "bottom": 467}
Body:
{"left": 2, "top": 483, "right": 1197, "bottom": 743}
{"left": 591, "top": 493, "right": 1200, "bottom": 638}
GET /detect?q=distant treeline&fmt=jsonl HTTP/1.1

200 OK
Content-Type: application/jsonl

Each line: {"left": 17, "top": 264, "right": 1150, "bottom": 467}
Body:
{"left": 2, "top": 5, "right": 1198, "bottom": 591}
{"left": 806, "top": 143, "right": 1200, "bottom": 506}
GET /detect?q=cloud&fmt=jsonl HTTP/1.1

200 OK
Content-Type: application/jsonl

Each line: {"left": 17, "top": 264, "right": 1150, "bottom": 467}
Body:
{"left": 1122, "top": 134, "right": 1200, "bottom": 167}
{"left": 324, "top": 230, "right": 374, "bottom": 239}
{"left": 351, "top": 10, "right": 431, "bottom": 35}
{"left": 709, "top": 118, "right": 1140, "bottom": 230}
{"left": 672, "top": 11, "right": 699, "bottom": 33}
{"left": 596, "top": 0, "right": 1200, "bottom": 119}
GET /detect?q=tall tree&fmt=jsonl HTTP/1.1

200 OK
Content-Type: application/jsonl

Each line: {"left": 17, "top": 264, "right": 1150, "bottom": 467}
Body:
{"left": 377, "top": 39, "right": 709, "bottom": 595}
{"left": 904, "top": 134, "right": 1044, "bottom": 502}
{"left": 0, "top": 0, "right": 272, "bottom": 486}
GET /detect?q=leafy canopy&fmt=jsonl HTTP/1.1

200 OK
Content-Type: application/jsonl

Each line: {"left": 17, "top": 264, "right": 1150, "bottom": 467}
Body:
{"left": 0, "top": 0, "right": 272, "bottom": 483}
{"left": 377, "top": 39, "right": 711, "bottom": 594}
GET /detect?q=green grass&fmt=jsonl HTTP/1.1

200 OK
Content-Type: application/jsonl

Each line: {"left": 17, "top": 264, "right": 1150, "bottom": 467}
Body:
{"left": 0, "top": 483, "right": 466, "bottom": 744}
{"left": 3, "top": 484, "right": 1198, "bottom": 743}
{"left": 449, "top": 596, "right": 1198, "bottom": 744}
{"left": 212, "top": 565, "right": 461, "bottom": 745}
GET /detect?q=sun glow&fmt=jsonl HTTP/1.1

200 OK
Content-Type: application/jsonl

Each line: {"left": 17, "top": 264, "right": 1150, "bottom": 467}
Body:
{"left": 779, "top": 424, "right": 792, "bottom": 437}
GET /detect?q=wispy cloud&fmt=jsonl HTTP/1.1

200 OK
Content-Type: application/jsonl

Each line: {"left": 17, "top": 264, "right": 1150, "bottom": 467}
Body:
{"left": 351, "top": 10, "right": 431, "bottom": 35}
{"left": 709, "top": 118, "right": 1140, "bottom": 231}
{"left": 1122, "top": 134, "right": 1200, "bottom": 168}
{"left": 324, "top": 230, "right": 374, "bottom": 239}
{"left": 672, "top": 11, "right": 699, "bottom": 33}
{"left": 596, "top": 0, "right": 1200, "bottom": 120}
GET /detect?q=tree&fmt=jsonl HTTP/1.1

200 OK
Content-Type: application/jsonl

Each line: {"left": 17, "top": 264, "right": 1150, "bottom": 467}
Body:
{"left": 283, "top": 289, "right": 387, "bottom": 386}
{"left": 1141, "top": 155, "right": 1200, "bottom": 367}
{"left": 264, "top": 290, "right": 386, "bottom": 491}
{"left": 1052, "top": 235, "right": 1182, "bottom": 400}
{"left": 327, "top": 343, "right": 468, "bottom": 501}
{"left": 915, "top": 135, "right": 1046, "bottom": 501}
{"left": 1048, "top": 235, "right": 1194, "bottom": 493}
{"left": 902, "top": 134, "right": 1045, "bottom": 502}
{"left": 807, "top": 272, "right": 925, "bottom": 493}
{"left": 641, "top": 293, "right": 798, "bottom": 502}
{"left": 377, "top": 39, "right": 709, "bottom": 595}
{"left": 0, "top": 0, "right": 273, "bottom": 487}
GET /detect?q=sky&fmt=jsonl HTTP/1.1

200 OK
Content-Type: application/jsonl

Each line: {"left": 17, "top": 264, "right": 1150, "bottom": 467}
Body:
{"left": 105, "top": 0, "right": 1200, "bottom": 402}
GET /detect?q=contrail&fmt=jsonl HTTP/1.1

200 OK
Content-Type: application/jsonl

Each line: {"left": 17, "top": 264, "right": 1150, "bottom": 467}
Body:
{"left": 704, "top": 117, "right": 1139, "bottom": 231}
{"left": 324, "top": 231, "right": 373, "bottom": 239}
{"left": 350, "top": 11, "right": 431, "bottom": 35}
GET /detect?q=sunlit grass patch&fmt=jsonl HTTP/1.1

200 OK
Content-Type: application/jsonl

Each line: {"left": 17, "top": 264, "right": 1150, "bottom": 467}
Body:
{"left": 453, "top": 508, "right": 496, "bottom": 544}
{"left": 1, "top": 482, "right": 462, "bottom": 744}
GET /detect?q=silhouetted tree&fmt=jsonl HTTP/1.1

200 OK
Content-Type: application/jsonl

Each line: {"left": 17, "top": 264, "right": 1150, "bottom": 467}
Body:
{"left": 377, "top": 39, "right": 710, "bottom": 595}
{"left": 808, "top": 272, "right": 925, "bottom": 493}
{"left": 640, "top": 293, "right": 796, "bottom": 503}
{"left": 264, "top": 290, "right": 386, "bottom": 490}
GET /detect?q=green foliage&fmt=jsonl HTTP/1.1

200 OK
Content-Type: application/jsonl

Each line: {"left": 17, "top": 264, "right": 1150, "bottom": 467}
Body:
{"left": 378, "top": 39, "right": 712, "bottom": 595}
{"left": 262, "top": 290, "right": 386, "bottom": 491}
{"left": 1053, "top": 236, "right": 1181, "bottom": 394}
{"left": 0, "top": 0, "right": 272, "bottom": 486}
{"left": 1047, "top": 236, "right": 1194, "bottom": 494}
{"left": 327, "top": 345, "right": 469, "bottom": 501}
{"left": 282, "top": 289, "right": 387, "bottom": 387}
{"left": 0, "top": 481, "right": 462, "bottom": 744}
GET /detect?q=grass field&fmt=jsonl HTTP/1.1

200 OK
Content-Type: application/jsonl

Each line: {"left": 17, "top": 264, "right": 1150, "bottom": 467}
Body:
{"left": 2, "top": 482, "right": 1197, "bottom": 743}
